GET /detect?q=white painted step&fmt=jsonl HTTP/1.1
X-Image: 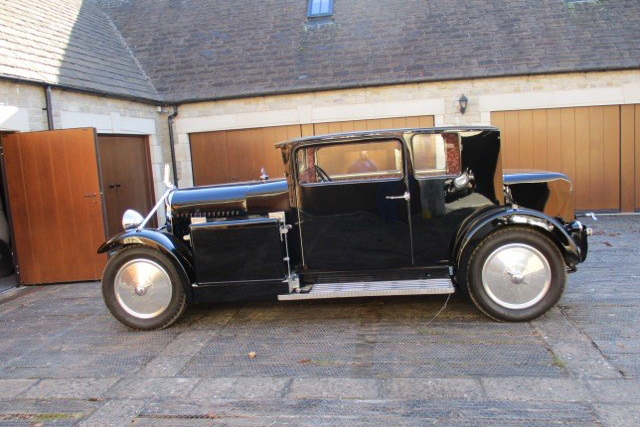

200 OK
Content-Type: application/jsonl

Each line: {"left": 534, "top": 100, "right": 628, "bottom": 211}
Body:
{"left": 278, "top": 278, "right": 454, "bottom": 301}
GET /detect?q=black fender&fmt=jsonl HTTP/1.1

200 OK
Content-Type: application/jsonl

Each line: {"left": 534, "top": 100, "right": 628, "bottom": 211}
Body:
{"left": 451, "top": 206, "right": 583, "bottom": 287}
{"left": 97, "top": 229, "right": 195, "bottom": 302}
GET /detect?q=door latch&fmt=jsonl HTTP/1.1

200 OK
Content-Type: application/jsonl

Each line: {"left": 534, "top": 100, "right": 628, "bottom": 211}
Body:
{"left": 385, "top": 191, "right": 410, "bottom": 201}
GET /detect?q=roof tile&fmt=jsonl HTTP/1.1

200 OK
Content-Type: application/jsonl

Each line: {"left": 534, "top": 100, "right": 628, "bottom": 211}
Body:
{"left": 0, "top": 0, "right": 158, "bottom": 100}
{"left": 2, "top": 0, "right": 639, "bottom": 102}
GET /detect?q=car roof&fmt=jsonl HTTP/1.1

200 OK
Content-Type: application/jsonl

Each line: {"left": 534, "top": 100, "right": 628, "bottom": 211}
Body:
{"left": 275, "top": 126, "right": 499, "bottom": 149}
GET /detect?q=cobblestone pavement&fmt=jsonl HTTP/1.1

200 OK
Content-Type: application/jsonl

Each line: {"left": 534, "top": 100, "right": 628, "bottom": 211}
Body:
{"left": 0, "top": 216, "right": 638, "bottom": 426}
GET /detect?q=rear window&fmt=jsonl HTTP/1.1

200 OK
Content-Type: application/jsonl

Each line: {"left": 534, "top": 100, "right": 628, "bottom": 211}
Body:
{"left": 412, "top": 132, "right": 462, "bottom": 178}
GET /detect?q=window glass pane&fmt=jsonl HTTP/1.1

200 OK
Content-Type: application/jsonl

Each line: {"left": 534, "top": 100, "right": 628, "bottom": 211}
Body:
{"left": 320, "top": 0, "right": 330, "bottom": 14}
{"left": 412, "top": 133, "right": 461, "bottom": 178}
{"left": 309, "top": 0, "right": 332, "bottom": 16}
{"left": 310, "top": 0, "right": 320, "bottom": 15}
{"left": 297, "top": 139, "right": 403, "bottom": 184}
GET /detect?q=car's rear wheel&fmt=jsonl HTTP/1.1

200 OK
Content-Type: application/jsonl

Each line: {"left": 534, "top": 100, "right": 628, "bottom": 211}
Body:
{"left": 466, "top": 226, "right": 565, "bottom": 322}
{"left": 102, "top": 246, "right": 187, "bottom": 330}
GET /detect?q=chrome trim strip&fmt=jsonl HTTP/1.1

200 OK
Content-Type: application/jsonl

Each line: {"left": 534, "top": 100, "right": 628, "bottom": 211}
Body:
{"left": 278, "top": 278, "right": 454, "bottom": 300}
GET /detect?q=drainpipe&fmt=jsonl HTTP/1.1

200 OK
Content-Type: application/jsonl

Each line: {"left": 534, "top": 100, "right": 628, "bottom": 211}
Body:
{"left": 167, "top": 105, "right": 179, "bottom": 187}
{"left": 44, "top": 85, "right": 54, "bottom": 130}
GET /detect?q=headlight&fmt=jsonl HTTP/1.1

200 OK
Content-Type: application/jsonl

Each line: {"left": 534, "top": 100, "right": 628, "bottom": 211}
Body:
{"left": 122, "top": 209, "right": 144, "bottom": 230}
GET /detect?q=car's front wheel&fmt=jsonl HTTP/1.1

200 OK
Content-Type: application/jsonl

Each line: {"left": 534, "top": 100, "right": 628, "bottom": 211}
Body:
{"left": 102, "top": 246, "right": 187, "bottom": 330}
{"left": 467, "top": 226, "right": 566, "bottom": 322}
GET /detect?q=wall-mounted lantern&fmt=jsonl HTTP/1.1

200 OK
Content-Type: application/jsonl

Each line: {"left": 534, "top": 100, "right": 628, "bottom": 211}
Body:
{"left": 458, "top": 94, "right": 469, "bottom": 115}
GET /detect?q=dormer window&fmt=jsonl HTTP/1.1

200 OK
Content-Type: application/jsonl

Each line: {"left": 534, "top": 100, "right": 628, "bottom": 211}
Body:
{"left": 307, "top": 0, "right": 334, "bottom": 17}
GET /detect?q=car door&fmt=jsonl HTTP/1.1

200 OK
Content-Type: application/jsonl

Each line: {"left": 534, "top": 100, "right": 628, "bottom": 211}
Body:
{"left": 408, "top": 131, "right": 496, "bottom": 267}
{"left": 295, "top": 138, "right": 413, "bottom": 271}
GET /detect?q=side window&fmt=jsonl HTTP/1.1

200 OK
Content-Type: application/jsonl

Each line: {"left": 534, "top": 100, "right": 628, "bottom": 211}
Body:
{"left": 412, "top": 132, "right": 462, "bottom": 178}
{"left": 296, "top": 139, "right": 403, "bottom": 185}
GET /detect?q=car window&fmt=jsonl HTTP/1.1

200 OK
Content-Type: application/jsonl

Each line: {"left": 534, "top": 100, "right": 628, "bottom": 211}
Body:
{"left": 296, "top": 139, "right": 403, "bottom": 185}
{"left": 412, "top": 132, "right": 462, "bottom": 178}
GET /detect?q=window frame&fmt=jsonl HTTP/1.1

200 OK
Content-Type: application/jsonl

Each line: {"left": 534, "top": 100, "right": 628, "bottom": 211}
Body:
{"left": 294, "top": 138, "right": 406, "bottom": 187}
{"left": 307, "top": 0, "right": 334, "bottom": 18}
{"left": 409, "top": 132, "right": 462, "bottom": 180}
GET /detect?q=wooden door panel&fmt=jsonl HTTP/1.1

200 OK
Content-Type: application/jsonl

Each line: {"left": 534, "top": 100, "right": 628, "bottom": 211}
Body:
{"left": 492, "top": 106, "right": 621, "bottom": 211}
{"left": 190, "top": 131, "right": 229, "bottom": 185}
{"left": 98, "top": 135, "right": 154, "bottom": 238}
{"left": 532, "top": 109, "right": 548, "bottom": 170}
{"left": 602, "top": 106, "right": 621, "bottom": 210}
{"left": 620, "top": 104, "right": 640, "bottom": 212}
{"left": 546, "top": 109, "right": 563, "bottom": 173}
{"left": 1, "top": 128, "right": 106, "bottom": 284}
{"left": 637, "top": 105, "right": 640, "bottom": 211}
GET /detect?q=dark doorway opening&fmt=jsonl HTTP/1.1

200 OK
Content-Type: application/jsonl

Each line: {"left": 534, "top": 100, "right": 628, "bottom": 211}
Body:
{"left": 0, "top": 131, "right": 16, "bottom": 292}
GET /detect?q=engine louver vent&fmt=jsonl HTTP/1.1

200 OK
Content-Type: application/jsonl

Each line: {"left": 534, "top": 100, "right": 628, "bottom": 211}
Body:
{"left": 176, "top": 210, "right": 243, "bottom": 219}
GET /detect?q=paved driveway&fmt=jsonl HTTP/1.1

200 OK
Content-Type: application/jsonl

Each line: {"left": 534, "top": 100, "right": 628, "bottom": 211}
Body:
{"left": 0, "top": 216, "right": 638, "bottom": 426}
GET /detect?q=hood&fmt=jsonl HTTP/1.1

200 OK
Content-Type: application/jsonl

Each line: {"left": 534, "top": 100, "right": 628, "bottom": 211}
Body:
{"left": 169, "top": 179, "right": 289, "bottom": 217}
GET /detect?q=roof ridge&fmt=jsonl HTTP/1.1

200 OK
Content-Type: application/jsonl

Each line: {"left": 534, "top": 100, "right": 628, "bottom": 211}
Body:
{"left": 94, "top": 0, "right": 162, "bottom": 101}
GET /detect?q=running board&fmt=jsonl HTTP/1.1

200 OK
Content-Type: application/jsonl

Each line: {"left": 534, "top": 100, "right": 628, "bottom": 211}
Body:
{"left": 278, "top": 278, "right": 454, "bottom": 301}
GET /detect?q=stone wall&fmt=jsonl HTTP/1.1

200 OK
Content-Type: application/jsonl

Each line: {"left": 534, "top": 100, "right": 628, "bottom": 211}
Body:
{"left": 0, "top": 80, "right": 48, "bottom": 131}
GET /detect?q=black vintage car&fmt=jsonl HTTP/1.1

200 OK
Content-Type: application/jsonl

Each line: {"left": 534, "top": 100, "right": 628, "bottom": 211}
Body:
{"left": 98, "top": 127, "right": 590, "bottom": 330}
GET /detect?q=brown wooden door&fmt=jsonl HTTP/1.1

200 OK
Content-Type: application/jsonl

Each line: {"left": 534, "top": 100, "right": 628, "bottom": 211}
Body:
{"left": 97, "top": 135, "right": 155, "bottom": 237}
{"left": 492, "top": 106, "right": 621, "bottom": 211}
{"left": 1, "top": 128, "right": 107, "bottom": 284}
{"left": 620, "top": 104, "right": 640, "bottom": 212}
{"left": 189, "top": 115, "right": 434, "bottom": 186}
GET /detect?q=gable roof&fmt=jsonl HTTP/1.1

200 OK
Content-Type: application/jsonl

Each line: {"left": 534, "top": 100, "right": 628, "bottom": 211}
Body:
{"left": 0, "top": 0, "right": 158, "bottom": 100}
{"left": 2, "top": 0, "right": 639, "bottom": 103}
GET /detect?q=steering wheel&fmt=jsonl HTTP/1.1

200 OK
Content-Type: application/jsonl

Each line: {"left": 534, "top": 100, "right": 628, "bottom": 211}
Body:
{"left": 314, "top": 165, "right": 332, "bottom": 182}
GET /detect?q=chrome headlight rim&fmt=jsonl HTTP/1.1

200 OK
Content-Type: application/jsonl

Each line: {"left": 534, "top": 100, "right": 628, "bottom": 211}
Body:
{"left": 122, "top": 209, "right": 144, "bottom": 231}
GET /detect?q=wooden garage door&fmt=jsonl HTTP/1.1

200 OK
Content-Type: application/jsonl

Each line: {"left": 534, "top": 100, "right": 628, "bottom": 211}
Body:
{"left": 1, "top": 128, "right": 107, "bottom": 284}
{"left": 621, "top": 104, "right": 640, "bottom": 212}
{"left": 492, "top": 106, "right": 623, "bottom": 211}
{"left": 98, "top": 135, "right": 155, "bottom": 237}
{"left": 190, "top": 115, "right": 434, "bottom": 186}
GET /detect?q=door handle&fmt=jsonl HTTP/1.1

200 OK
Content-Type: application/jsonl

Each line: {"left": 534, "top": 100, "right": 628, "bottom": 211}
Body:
{"left": 386, "top": 191, "right": 410, "bottom": 201}
{"left": 83, "top": 193, "right": 97, "bottom": 198}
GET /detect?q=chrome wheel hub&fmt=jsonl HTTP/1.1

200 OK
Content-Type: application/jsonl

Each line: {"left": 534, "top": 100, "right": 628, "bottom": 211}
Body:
{"left": 114, "top": 259, "right": 172, "bottom": 319}
{"left": 481, "top": 243, "right": 552, "bottom": 310}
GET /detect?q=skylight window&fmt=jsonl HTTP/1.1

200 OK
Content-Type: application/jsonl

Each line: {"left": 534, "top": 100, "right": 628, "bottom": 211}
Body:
{"left": 307, "top": 0, "right": 333, "bottom": 17}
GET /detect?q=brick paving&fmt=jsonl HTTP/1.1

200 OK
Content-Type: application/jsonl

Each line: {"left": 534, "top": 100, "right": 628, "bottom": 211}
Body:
{"left": 0, "top": 216, "right": 637, "bottom": 426}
